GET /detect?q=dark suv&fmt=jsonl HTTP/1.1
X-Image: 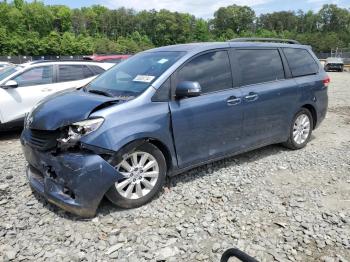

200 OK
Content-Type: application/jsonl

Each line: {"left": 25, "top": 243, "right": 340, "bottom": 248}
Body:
{"left": 21, "top": 38, "right": 329, "bottom": 217}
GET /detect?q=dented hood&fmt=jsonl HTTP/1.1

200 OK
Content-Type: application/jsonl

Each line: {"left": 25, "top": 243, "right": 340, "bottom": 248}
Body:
{"left": 30, "top": 90, "right": 119, "bottom": 130}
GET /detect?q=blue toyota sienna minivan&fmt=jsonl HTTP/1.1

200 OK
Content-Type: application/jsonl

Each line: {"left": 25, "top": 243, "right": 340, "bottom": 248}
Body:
{"left": 21, "top": 38, "right": 329, "bottom": 217}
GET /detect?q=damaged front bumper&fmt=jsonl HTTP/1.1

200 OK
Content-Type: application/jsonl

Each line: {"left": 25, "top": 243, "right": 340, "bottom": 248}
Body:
{"left": 21, "top": 136, "right": 124, "bottom": 217}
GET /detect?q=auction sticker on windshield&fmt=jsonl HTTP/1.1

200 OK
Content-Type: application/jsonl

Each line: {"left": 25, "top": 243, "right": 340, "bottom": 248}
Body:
{"left": 158, "top": 58, "right": 168, "bottom": 64}
{"left": 133, "top": 75, "right": 155, "bottom": 83}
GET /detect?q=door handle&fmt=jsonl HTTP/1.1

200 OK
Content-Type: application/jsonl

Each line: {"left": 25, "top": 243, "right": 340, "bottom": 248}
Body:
{"left": 245, "top": 93, "right": 259, "bottom": 101}
{"left": 227, "top": 96, "right": 241, "bottom": 106}
{"left": 41, "top": 88, "right": 52, "bottom": 92}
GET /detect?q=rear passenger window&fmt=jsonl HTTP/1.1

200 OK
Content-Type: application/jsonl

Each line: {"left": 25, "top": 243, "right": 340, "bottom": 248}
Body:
{"left": 283, "top": 48, "right": 319, "bottom": 77}
{"left": 177, "top": 51, "right": 232, "bottom": 94}
{"left": 58, "top": 65, "right": 94, "bottom": 82}
{"left": 89, "top": 65, "right": 105, "bottom": 75}
{"left": 236, "top": 49, "right": 285, "bottom": 86}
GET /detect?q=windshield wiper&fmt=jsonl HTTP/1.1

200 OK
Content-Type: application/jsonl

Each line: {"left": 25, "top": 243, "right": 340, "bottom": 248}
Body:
{"left": 88, "top": 89, "right": 114, "bottom": 97}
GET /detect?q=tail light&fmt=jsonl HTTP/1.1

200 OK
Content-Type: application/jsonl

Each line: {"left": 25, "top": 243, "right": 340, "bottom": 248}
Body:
{"left": 323, "top": 76, "right": 330, "bottom": 87}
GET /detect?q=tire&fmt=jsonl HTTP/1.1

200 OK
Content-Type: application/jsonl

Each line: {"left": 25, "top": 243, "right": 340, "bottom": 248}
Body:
{"left": 282, "top": 108, "right": 313, "bottom": 150}
{"left": 106, "top": 143, "right": 166, "bottom": 208}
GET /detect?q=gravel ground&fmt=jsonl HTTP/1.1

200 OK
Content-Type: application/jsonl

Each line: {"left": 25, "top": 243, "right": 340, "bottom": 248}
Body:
{"left": 0, "top": 72, "right": 349, "bottom": 262}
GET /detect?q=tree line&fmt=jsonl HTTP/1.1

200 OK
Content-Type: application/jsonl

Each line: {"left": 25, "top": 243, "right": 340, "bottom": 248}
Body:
{"left": 0, "top": 0, "right": 349, "bottom": 55}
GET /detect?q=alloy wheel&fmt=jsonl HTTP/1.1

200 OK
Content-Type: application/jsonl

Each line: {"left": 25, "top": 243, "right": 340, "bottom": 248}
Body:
{"left": 114, "top": 151, "right": 159, "bottom": 200}
{"left": 293, "top": 114, "right": 311, "bottom": 145}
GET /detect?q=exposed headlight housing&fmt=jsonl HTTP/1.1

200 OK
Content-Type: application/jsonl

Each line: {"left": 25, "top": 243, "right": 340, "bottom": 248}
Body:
{"left": 70, "top": 118, "right": 104, "bottom": 135}
{"left": 58, "top": 118, "right": 104, "bottom": 148}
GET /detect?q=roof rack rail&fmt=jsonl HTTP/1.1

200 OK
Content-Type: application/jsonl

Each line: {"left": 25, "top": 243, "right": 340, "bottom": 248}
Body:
{"left": 29, "top": 59, "right": 95, "bottom": 64}
{"left": 229, "top": 38, "right": 300, "bottom": 45}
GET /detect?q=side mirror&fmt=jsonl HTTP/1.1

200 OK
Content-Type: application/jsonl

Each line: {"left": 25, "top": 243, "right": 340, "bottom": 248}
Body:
{"left": 2, "top": 80, "right": 18, "bottom": 89}
{"left": 175, "top": 81, "right": 201, "bottom": 98}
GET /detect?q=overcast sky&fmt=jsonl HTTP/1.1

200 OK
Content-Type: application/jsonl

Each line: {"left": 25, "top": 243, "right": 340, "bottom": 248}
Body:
{"left": 37, "top": 0, "right": 350, "bottom": 18}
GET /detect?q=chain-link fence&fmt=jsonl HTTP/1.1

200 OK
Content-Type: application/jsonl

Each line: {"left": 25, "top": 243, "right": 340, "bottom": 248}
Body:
{"left": 0, "top": 55, "right": 87, "bottom": 64}
{"left": 317, "top": 52, "right": 350, "bottom": 61}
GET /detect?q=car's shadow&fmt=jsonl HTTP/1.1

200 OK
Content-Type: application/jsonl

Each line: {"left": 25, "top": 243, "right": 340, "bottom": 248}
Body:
{"left": 30, "top": 135, "right": 317, "bottom": 221}
{"left": 169, "top": 133, "right": 316, "bottom": 188}
{"left": 0, "top": 129, "right": 22, "bottom": 140}
{"left": 97, "top": 143, "right": 291, "bottom": 215}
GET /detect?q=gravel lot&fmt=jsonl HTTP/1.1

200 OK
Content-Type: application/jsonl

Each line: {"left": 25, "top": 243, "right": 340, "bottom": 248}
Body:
{"left": 0, "top": 72, "right": 349, "bottom": 262}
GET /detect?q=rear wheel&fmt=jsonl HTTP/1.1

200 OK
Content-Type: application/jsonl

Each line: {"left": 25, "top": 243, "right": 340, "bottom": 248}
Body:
{"left": 106, "top": 143, "right": 166, "bottom": 208}
{"left": 283, "top": 108, "right": 313, "bottom": 150}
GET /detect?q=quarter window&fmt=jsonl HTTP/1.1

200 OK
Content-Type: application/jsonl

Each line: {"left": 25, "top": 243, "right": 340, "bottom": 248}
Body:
{"left": 152, "top": 78, "right": 171, "bottom": 102}
{"left": 103, "top": 59, "right": 123, "bottom": 64}
{"left": 177, "top": 51, "right": 233, "bottom": 94}
{"left": 89, "top": 65, "right": 105, "bottom": 75}
{"left": 14, "top": 66, "right": 53, "bottom": 87}
{"left": 236, "top": 49, "right": 285, "bottom": 86}
{"left": 58, "top": 65, "right": 94, "bottom": 82}
{"left": 283, "top": 48, "right": 319, "bottom": 77}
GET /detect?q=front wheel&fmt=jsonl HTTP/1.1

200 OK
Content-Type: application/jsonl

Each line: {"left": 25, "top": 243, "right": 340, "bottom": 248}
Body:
{"left": 106, "top": 143, "right": 166, "bottom": 208}
{"left": 283, "top": 108, "right": 313, "bottom": 150}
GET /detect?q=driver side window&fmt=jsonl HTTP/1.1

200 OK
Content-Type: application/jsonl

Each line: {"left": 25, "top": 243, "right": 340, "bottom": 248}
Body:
{"left": 13, "top": 66, "right": 54, "bottom": 87}
{"left": 177, "top": 51, "right": 233, "bottom": 94}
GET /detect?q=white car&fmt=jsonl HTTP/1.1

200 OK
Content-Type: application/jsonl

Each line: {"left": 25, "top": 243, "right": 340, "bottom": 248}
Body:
{"left": 0, "top": 62, "right": 13, "bottom": 71}
{"left": 0, "top": 61, "right": 114, "bottom": 130}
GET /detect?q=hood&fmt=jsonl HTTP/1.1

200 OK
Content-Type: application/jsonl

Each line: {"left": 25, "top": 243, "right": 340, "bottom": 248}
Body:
{"left": 29, "top": 90, "right": 122, "bottom": 130}
{"left": 326, "top": 58, "right": 343, "bottom": 64}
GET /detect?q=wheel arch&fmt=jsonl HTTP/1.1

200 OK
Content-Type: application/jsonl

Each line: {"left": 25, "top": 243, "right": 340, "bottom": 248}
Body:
{"left": 114, "top": 137, "right": 175, "bottom": 175}
{"left": 148, "top": 138, "right": 173, "bottom": 173}
{"left": 301, "top": 104, "right": 317, "bottom": 129}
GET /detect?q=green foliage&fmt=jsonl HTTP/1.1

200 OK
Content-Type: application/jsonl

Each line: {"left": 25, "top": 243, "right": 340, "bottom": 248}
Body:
{"left": 14, "top": 0, "right": 24, "bottom": 9}
{"left": 0, "top": 27, "right": 10, "bottom": 54}
{"left": 50, "top": 5, "right": 73, "bottom": 32}
{"left": 0, "top": 1, "right": 349, "bottom": 55}
{"left": 258, "top": 11, "right": 298, "bottom": 32}
{"left": 212, "top": 5, "right": 256, "bottom": 35}
{"left": 22, "top": 1, "right": 54, "bottom": 36}
{"left": 318, "top": 4, "right": 350, "bottom": 32}
{"left": 193, "top": 19, "right": 212, "bottom": 42}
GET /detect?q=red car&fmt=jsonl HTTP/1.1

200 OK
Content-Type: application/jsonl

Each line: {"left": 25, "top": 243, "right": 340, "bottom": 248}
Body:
{"left": 83, "top": 54, "right": 131, "bottom": 64}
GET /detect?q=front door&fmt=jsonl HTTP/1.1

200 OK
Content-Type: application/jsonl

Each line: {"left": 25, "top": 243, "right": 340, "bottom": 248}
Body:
{"left": 0, "top": 65, "right": 57, "bottom": 123}
{"left": 169, "top": 50, "right": 244, "bottom": 168}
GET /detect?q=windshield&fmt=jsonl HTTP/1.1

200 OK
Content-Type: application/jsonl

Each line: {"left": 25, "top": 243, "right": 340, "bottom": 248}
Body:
{"left": 0, "top": 66, "right": 21, "bottom": 82}
{"left": 86, "top": 51, "right": 185, "bottom": 97}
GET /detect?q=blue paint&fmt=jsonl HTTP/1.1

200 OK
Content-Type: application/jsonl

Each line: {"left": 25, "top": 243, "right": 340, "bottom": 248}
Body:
{"left": 21, "top": 41, "right": 328, "bottom": 216}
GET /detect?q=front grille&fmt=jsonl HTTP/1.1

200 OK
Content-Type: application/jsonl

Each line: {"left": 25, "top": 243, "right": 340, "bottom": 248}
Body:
{"left": 27, "top": 129, "right": 60, "bottom": 151}
{"left": 327, "top": 63, "right": 342, "bottom": 67}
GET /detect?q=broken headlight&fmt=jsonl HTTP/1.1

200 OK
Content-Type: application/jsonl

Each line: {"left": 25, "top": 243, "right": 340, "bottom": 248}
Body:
{"left": 70, "top": 118, "right": 104, "bottom": 136}
{"left": 58, "top": 118, "right": 104, "bottom": 147}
